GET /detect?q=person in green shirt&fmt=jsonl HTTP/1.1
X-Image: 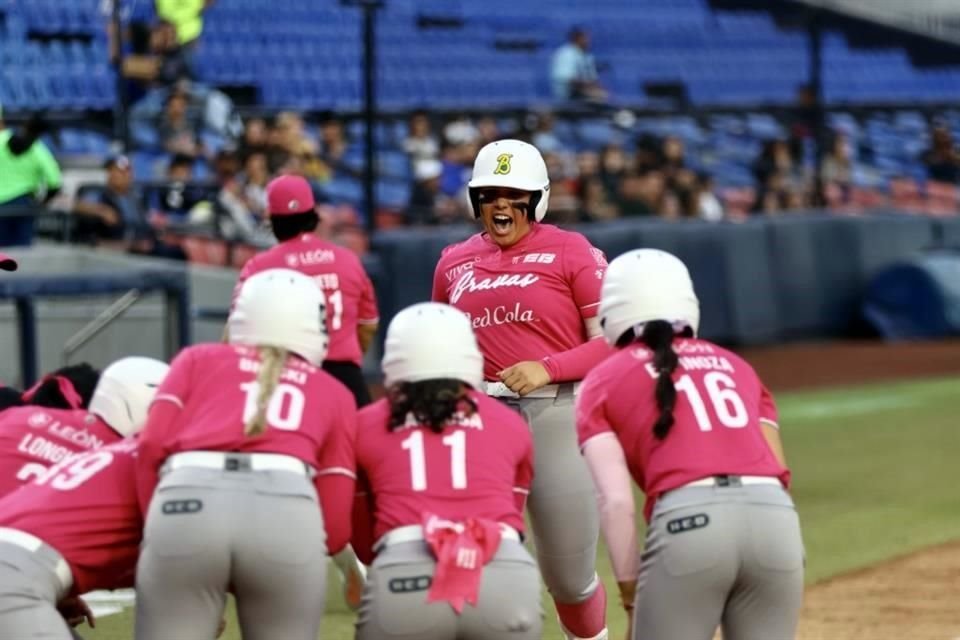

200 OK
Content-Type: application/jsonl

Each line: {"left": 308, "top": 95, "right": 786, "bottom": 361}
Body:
{"left": 155, "top": 0, "right": 214, "bottom": 47}
{"left": 0, "top": 116, "right": 62, "bottom": 247}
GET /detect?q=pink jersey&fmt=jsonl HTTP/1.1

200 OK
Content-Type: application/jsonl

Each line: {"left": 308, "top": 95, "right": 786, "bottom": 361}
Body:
{"left": 432, "top": 224, "right": 607, "bottom": 380}
{"left": 0, "top": 438, "right": 142, "bottom": 595}
{"left": 355, "top": 392, "right": 533, "bottom": 543}
{"left": 576, "top": 338, "right": 790, "bottom": 522}
{"left": 0, "top": 406, "right": 120, "bottom": 498}
{"left": 234, "top": 234, "right": 379, "bottom": 366}
{"left": 139, "top": 343, "right": 356, "bottom": 481}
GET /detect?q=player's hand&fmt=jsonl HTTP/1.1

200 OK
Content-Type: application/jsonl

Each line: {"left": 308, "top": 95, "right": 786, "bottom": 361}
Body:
{"left": 58, "top": 596, "right": 96, "bottom": 628}
{"left": 498, "top": 361, "right": 551, "bottom": 396}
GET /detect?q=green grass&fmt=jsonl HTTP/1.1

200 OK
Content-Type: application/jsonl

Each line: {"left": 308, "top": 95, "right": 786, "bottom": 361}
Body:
{"left": 81, "top": 376, "right": 960, "bottom": 639}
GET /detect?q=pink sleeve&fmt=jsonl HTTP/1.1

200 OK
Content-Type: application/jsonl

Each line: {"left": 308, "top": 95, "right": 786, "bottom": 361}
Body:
{"left": 136, "top": 349, "right": 195, "bottom": 514}
{"left": 564, "top": 234, "right": 607, "bottom": 320}
{"left": 316, "top": 388, "right": 358, "bottom": 478}
{"left": 574, "top": 375, "right": 614, "bottom": 449}
{"left": 582, "top": 434, "right": 640, "bottom": 582}
{"left": 317, "top": 474, "right": 354, "bottom": 554}
{"left": 350, "top": 470, "right": 376, "bottom": 564}
{"left": 540, "top": 338, "right": 612, "bottom": 383}
{"left": 758, "top": 384, "right": 779, "bottom": 428}
{"left": 357, "top": 267, "right": 380, "bottom": 324}
{"left": 431, "top": 259, "right": 449, "bottom": 303}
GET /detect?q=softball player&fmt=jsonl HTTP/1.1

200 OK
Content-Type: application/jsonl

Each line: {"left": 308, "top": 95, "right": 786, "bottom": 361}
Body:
{"left": 576, "top": 249, "right": 804, "bottom": 640}
{"left": 432, "top": 139, "right": 611, "bottom": 639}
{"left": 232, "top": 174, "right": 380, "bottom": 407}
{"left": 0, "top": 358, "right": 169, "bottom": 639}
{"left": 0, "top": 357, "right": 165, "bottom": 498}
{"left": 353, "top": 302, "right": 542, "bottom": 640}
{"left": 135, "top": 268, "right": 357, "bottom": 640}
{"left": 232, "top": 175, "right": 378, "bottom": 609}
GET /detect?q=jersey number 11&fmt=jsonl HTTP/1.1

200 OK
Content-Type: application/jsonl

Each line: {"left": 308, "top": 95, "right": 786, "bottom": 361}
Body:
{"left": 401, "top": 430, "right": 467, "bottom": 491}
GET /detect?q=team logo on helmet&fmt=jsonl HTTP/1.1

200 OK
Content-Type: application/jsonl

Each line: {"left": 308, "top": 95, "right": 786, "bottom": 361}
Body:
{"left": 288, "top": 199, "right": 300, "bottom": 211}
{"left": 493, "top": 153, "right": 513, "bottom": 175}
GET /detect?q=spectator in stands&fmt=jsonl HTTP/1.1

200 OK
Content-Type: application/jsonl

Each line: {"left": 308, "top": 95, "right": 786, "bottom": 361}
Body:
{"left": 599, "top": 143, "right": 629, "bottom": 201}
{"left": 543, "top": 151, "right": 580, "bottom": 225}
{"left": 159, "top": 88, "right": 201, "bottom": 159}
{"left": 551, "top": 27, "right": 607, "bottom": 104}
{"left": 155, "top": 0, "right": 213, "bottom": 54}
{"left": 579, "top": 176, "right": 619, "bottom": 222}
{"left": 121, "top": 20, "right": 194, "bottom": 94}
{"left": 402, "top": 110, "right": 440, "bottom": 165}
{"left": 530, "top": 110, "right": 565, "bottom": 154}
{"left": 617, "top": 171, "right": 665, "bottom": 217}
{"left": 239, "top": 117, "right": 269, "bottom": 162}
{"left": 217, "top": 153, "right": 271, "bottom": 244}
{"left": 74, "top": 155, "right": 149, "bottom": 246}
{"left": 922, "top": 126, "right": 960, "bottom": 184}
{"left": 0, "top": 115, "right": 62, "bottom": 247}
{"left": 408, "top": 159, "right": 449, "bottom": 225}
{"left": 239, "top": 151, "right": 270, "bottom": 218}
{"left": 154, "top": 154, "right": 208, "bottom": 222}
{"left": 476, "top": 116, "right": 501, "bottom": 147}
{"left": 752, "top": 139, "right": 805, "bottom": 214}
{"left": 822, "top": 132, "right": 853, "bottom": 203}
{"left": 318, "top": 115, "right": 348, "bottom": 170}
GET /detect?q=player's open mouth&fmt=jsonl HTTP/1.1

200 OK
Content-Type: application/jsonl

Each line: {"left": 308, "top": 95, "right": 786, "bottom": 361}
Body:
{"left": 492, "top": 214, "right": 513, "bottom": 234}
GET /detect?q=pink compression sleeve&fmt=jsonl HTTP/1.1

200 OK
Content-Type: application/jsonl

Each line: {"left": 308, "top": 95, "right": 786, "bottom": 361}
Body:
{"left": 582, "top": 433, "right": 640, "bottom": 582}
{"left": 540, "top": 337, "right": 612, "bottom": 383}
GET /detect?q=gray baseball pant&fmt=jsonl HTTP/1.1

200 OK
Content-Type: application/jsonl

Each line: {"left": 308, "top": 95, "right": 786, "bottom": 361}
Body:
{"left": 631, "top": 483, "right": 805, "bottom": 640}
{"left": 0, "top": 536, "right": 74, "bottom": 639}
{"left": 135, "top": 466, "right": 328, "bottom": 640}
{"left": 354, "top": 539, "right": 543, "bottom": 640}
{"left": 500, "top": 386, "right": 602, "bottom": 605}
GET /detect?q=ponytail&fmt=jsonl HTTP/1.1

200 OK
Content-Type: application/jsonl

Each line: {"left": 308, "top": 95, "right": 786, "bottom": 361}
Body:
{"left": 245, "top": 346, "right": 289, "bottom": 437}
{"left": 387, "top": 379, "right": 477, "bottom": 434}
{"left": 640, "top": 320, "right": 679, "bottom": 440}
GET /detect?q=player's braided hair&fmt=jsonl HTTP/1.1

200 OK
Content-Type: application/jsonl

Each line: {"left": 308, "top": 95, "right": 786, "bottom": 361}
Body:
{"left": 387, "top": 379, "right": 478, "bottom": 434}
{"left": 245, "top": 346, "right": 289, "bottom": 437}
{"left": 640, "top": 320, "right": 679, "bottom": 440}
{"left": 9, "top": 363, "right": 101, "bottom": 411}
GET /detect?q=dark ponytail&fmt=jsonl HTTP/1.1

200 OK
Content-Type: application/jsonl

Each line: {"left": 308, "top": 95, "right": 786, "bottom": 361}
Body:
{"left": 19, "top": 363, "right": 101, "bottom": 410}
{"left": 388, "top": 379, "right": 477, "bottom": 434}
{"left": 640, "top": 320, "right": 679, "bottom": 440}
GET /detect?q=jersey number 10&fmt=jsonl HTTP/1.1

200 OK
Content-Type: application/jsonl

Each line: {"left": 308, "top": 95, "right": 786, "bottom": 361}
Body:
{"left": 401, "top": 430, "right": 467, "bottom": 491}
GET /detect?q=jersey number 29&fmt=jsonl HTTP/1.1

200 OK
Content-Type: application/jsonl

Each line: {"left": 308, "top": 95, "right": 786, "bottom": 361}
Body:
{"left": 401, "top": 430, "right": 467, "bottom": 491}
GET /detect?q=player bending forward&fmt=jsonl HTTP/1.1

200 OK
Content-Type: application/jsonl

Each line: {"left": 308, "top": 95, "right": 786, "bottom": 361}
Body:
{"left": 352, "top": 302, "right": 542, "bottom": 640}
{"left": 136, "top": 269, "right": 357, "bottom": 640}
{"left": 0, "top": 358, "right": 169, "bottom": 639}
{"left": 577, "top": 249, "right": 804, "bottom": 640}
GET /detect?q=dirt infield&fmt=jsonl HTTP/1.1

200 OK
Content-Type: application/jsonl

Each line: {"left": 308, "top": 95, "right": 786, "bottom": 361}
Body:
{"left": 797, "top": 541, "right": 960, "bottom": 640}
{"left": 736, "top": 339, "right": 960, "bottom": 392}
{"left": 738, "top": 339, "right": 960, "bottom": 640}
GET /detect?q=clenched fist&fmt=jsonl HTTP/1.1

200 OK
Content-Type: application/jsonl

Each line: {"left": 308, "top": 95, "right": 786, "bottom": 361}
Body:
{"left": 498, "top": 361, "right": 552, "bottom": 397}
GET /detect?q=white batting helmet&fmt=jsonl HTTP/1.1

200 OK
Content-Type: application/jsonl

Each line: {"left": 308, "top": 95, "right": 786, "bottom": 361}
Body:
{"left": 228, "top": 268, "right": 329, "bottom": 366}
{"left": 599, "top": 249, "right": 700, "bottom": 346}
{"left": 88, "top": 356, "right": 170, "bottom": 437}
{"left": 381, "top": 302, "right": 483, "bottom": 389}
{"left": 467, "top": 139, "right": 551, "bottom": 222}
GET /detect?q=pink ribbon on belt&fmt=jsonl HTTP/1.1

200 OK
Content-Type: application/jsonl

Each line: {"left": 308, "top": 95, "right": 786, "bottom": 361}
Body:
{"left": 422, "top": 513, "right": 503, "bottom": 614}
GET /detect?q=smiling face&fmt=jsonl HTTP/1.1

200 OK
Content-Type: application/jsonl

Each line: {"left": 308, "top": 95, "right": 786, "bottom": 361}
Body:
{"left": 477, "top": 187, "right": 534, "bottom": 248}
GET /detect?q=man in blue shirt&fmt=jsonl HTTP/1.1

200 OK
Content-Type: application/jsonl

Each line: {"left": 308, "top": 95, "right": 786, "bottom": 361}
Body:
{"left": 551, "top": 28, "right": 607, "bottom": 104}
